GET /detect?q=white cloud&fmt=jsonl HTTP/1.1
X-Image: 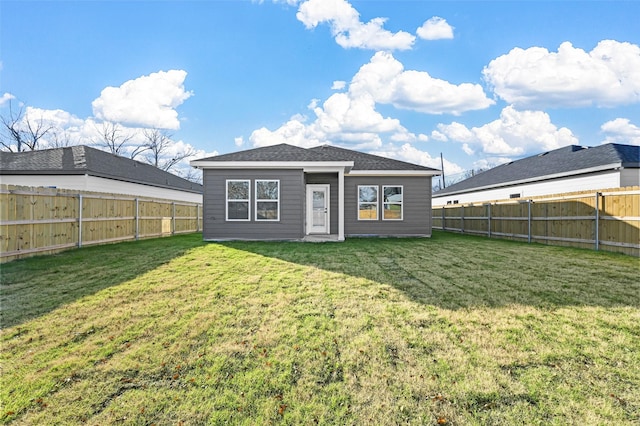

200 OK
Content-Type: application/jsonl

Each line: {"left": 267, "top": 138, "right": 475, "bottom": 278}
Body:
{"left": 600, "top": 118, "right": 640, "bottom": 146}
{"left": 332, "top": 80, "right": 346, "bottom": 90}
{"left": 296, "top": 0, "right": 415, "bottom": 50}
{"left": 431, "top": 121, "right": 475, "bottom": 143}
{"left": 24, "top": 107, "right": 85, "bottom": 129}
{"left": 249, "top": 91, "right": 416, "bottom": 150}
{"left": 269, "top": 0, "right": 300, "bottom": 5}
{"left": 250, "top": 115, "right": 322, "bottom": 148}
{"left": 234, "top": 136, "right": 245, "bottom": 147}
{"left": 0, "top": 92, "right": 16, "bottom": 107}
{"left": 462, "top": 143, "right": 474, "bottom": 155}
{"left": 483, "top": 40, "right": 640, "bottom": 108}
{"left": 315, "top": 92, "right": 401, "bottom": 134}
{"left": 249, "top": 51, "right": 493, "bottom": 159}
{"left": 472, "top": 156, "right": 514, "bottom": 171}
{"left": 370, "top": 143, "right": 461, "bottom": 173}
{"left": 436, "top": 105, "right": 578, "bottom": 156}
{"left": 416, "top": 17, "right": 454, "bottom": 40}
{"left": 350, "top": 51, "right": 494, "bottom": 115}
{"left": 91, "top": 70, "right": 193, "bottom": 130}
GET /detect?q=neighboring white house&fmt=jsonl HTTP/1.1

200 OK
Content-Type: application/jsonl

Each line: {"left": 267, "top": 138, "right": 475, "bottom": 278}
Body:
{"left": 433, "top": 143, "right": 640, "bottom": 206}
{"left": 0, "top": 145, "right": 203, "bottom": 203}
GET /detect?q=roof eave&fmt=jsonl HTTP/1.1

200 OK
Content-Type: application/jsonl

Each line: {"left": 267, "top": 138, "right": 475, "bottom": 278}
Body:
{"left": 434, "top": 163, "right": 622, "bottom": 197}
{"left": 190, "top": 160, "right": 354, "bottom": 171}
{"left": 347, "top": 170, "right": 440, "bottom": 177}
{"left": 0, "top": 169, "right": 87, "bottom": 176}
{"left": 0, "top": 170, "right": 203, "bottom": 193}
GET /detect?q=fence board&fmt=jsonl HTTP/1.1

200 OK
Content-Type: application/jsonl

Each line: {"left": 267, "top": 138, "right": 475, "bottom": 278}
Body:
{"left": 433, "top": 186, "right": 639, "bottom": 256}
{"left": 0, "top": 185, "right": 202, "bottom": 262}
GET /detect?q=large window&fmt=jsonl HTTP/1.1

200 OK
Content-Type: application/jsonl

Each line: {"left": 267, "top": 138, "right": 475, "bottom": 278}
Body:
{"left": 358, "top": 185, "right": 378, "bottom": 220}
{"left": 226, "top": 180, "right": 250, "bottom": 220}
{"left": 256, "top": 180, "right": 279, "bottom": 221}
{"left": 383, "top": 186, "right": 403, "bottom": 220}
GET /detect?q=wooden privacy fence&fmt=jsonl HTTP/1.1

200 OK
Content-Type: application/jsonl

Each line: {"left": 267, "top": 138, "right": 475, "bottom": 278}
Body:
{"left": 0, "top": 185, "right": 203, "bottom": 262}
{"left": 432, "top": 186, "right": 640, "bottom": 257}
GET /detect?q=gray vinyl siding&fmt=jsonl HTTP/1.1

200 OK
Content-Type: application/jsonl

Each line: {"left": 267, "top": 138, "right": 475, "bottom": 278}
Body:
{"left": 203, "top": 169, "right": 304, "bottom": 240}
{"left": 304, "top": 173, "right": 338, "bottom": 234}
{"left": 621, "top": 168, "right": 639, "bottom": 187}
{"left": 344, "top": 175, "right": 432, "bottom": 237}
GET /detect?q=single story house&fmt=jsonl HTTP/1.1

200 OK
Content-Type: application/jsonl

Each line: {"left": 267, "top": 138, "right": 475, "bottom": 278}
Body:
{"left": 433, "top": 143, "right": 640, "bottom": 206}
{"left": 0, "top": 145, "right": 203, "bottom": 203}
{"left": 190, "top": 143, "right": 440, "bottom": 241}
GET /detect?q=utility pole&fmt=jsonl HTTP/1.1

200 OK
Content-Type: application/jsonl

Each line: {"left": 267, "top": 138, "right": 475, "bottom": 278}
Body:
{"left": 440, "top": 152, "right": 446, "bottom": 188}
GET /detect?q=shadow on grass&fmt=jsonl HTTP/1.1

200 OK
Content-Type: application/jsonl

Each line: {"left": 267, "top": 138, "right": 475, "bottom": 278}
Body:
{"left": 2, "top": 231, "right": 638, "bottom": 330}
{"left": 0, "top": 234, "right": 205, "bottom": 328}
{"left": 224, "top": 231, "right": 640, "bottom": 310}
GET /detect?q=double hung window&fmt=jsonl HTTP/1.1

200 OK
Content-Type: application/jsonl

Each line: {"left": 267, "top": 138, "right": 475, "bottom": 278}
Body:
{"left": 226, "top": 180, "right": 250, "bottom": 220}
{"left": 256, "top": 180, "right": 279, "bottom": 221}
{"left": 358, "top": 185, "right": 378, "bottom": 220}
{"left": 383, "top": 186, "right": 403, "bottom": 220}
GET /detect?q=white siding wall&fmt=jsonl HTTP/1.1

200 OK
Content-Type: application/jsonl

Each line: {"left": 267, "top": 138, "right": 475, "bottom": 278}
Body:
{"left": 432, "top": 171, "right": 621, "bottom": 206}
{"left": 0, "top": 175, "right": 202, "bottom": 203}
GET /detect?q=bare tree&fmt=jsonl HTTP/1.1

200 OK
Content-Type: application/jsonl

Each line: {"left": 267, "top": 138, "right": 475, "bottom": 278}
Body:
{"left": 0, "top": 100, "right": 53, "bottom": 152}
{"left": 94, "top": 121, "right": 136, "bottom": 157}
{"left": 49, "top": 127, "right": 77, "bottom": 148}
{"left": 178, "top": 167, "right": 203, "bottom": 184}
{"left": 141, "top": 128, "right": 196, "bottom": 172}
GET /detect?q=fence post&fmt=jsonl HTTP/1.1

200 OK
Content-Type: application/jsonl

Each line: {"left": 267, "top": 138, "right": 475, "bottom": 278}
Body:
{"left": 595, "top": 192, "right": 600, "bottom": 251}
{"left": 196, "top": 204, "right": 200, "bottom": 232}
{"left": 135, "top": 198, "right": 140, "bottom": 241}
{"left": 527, "top": 200, "right": 532, "bottom": 244}
{"left": 172, "top": 202, "right": 176, "bottom": 235}
{"left": 487, "top": 203, "right": 491, "bottom": 238}
{"left": 442, "top": 207, "right": 445, "bottom": 231}
{"left": 461, "top": 205, "right": 465, "bottom": 234}
{"left": 78, "top": 193, "right": 83, "bottom": 248}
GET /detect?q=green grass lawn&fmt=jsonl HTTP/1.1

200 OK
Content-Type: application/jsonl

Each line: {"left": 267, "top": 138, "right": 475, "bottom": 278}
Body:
{"left": 1, "top": 231, "right": 639, "bottom": 425}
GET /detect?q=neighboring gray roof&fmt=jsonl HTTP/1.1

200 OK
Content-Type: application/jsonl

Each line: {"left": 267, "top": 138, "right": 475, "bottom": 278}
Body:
{"left": 435, "top": 143, "right": 640, "bottom": 196}
{"left": 0, "top": 145, "right": 203, "bottom": 193}
{"left": 194, "top": 143, "right": 439, "bottom": 172}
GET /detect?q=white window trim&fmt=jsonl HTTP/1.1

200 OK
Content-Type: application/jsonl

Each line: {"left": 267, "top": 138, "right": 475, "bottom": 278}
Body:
{"left": 382, "top": 185, "right": 403, "bottom": 221}
{"left": 357, "top": 185, "right": 379, "bottom": 221}
{"left": 255, "top": 179, "right": 280, "bottom": 221}
{"left": 226, "top": 179, "right": 250, "bottom": 221}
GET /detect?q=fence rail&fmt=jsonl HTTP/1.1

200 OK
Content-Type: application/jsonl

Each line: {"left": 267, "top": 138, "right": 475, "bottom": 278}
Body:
{"left": 432, "top": 186, "right": 640, "bottom": 257}
{"left": 0, "top": 185, "right": 202, "bottom": 262}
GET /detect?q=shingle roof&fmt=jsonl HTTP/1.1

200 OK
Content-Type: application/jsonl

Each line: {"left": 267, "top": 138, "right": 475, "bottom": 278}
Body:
{"left": 0, "top": 145, "right": 203, "bottom": 193}
{"left": 194, "top": 143, "right": 438, "bottom": 172}
{"left": 435, "top": 143, "right": 640, "bottom": 196}
{"left": 196, "top": 143, "right": 332, "bottom": 162}
{"left": 308, "top": 145, "right": 436, "bottom": 171}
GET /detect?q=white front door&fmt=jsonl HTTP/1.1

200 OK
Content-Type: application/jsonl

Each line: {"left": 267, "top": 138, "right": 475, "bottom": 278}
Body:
{"left": 306, "top": 184, "right": 330, "bottom": 234}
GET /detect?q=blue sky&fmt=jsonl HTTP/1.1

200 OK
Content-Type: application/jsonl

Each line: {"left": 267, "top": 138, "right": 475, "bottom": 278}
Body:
{"left": 2, "top": 0, "right": 639, "bottom": 182}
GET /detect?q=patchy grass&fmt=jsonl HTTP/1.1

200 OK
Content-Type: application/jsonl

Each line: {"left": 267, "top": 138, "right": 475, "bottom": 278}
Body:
{"left": 1, "top": 231, "right": 639, "bottom": 425}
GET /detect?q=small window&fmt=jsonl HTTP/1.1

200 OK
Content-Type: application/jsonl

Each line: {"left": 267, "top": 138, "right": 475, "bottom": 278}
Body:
{"left": 358, "top": 185, "right": 378, "bottom": 220}
{"left": 383, "top": 186, "right": 403, "bottom": 220}
{"left": 227, "top": 180, "right": 250, "bottom": 221}
{"left": 256, "top": 180, "right": 279, "bottom": 221}
{"left": 510, "top": 193, "right": 521, "bottom": 199}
